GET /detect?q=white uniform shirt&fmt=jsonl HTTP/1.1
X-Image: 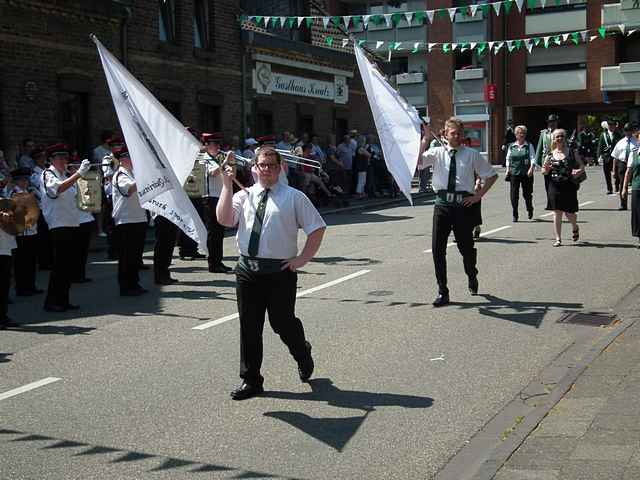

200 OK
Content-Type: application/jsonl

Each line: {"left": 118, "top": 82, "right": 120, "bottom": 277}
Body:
{"left": 505, "top": 141, "right": 536, "bottom": 169}
{"left": 41, "top": 165, "right": 80, "bottom": 229}
{"left": 10, "top": 186, "right": 37, "bottom": 236}
{"left": 77, "top": 207, "right": 95, "bottom": 225}
{"left": 612, "top": 136, "right": 638, "bottom": 164}
{"left": 231, "top": 182, "right": 326, "bottom": 259}
{"left": 111, "top": 167, "right": 147, "bottom": 225}
{"left": 200, "top": 152, "right": 223, "bottom": 198}
{"left": 422, "top": 145, "right": 497, "bottom": 193}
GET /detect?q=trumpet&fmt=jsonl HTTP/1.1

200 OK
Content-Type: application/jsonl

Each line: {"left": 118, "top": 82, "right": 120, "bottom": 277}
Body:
{"left": 65, "top": 162, "right": 104, "bottom": 174}
{"left": 276, "top": 149, "right": 322, "bottom": 171}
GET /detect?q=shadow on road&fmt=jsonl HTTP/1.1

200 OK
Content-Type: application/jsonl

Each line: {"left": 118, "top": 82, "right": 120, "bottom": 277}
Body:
{"left": 310, "top": 256, "right": 382, "bottom": 267}
{"left": 575, "top": 241, "right": 639, "bottom": 249}
{"left": 262, "top": 378, "right": 433, "bottom": 451}
{"left": 0, "top": 352, "right": 12, "bottom": 363}
{"left": 0, "top": 428, "right": 284, "bottom": 478}
{"left": 454, "top": 294, "right": 583, "bottom": 328}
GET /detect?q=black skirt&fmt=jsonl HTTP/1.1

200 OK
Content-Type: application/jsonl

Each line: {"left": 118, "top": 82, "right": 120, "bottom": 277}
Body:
{"left": 632, "top": 189, "right": 640, "bottom": 238}
{"left": 546, "top": 178, "right": 579, "bottom": 213}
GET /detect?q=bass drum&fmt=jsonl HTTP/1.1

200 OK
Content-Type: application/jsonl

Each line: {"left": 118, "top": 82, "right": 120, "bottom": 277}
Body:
{"left": 77, "top": 170, "right": 103, "bottom": 213}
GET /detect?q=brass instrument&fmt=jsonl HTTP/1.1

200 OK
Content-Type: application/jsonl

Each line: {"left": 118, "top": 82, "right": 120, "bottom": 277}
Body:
{"left": 0, "top": 193, "right": 40, "bottom": 235}
{"left": 76, "top": 169, "right": 103, "bottom": 213}
{"left": 184, "top": 154, "right": 206, "bottom": 198}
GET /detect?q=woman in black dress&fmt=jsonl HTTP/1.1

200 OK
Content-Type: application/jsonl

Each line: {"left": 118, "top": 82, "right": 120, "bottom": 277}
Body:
{"left": 542, "top": 129, "right": 585, "bottom": 247}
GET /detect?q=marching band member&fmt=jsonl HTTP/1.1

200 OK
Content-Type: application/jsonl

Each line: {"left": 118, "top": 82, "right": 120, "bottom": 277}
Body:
{"left": 111, "top": 146, "right": 148, "bottom": 296}
{"left": 0, "top": 181, "right": 17, "bottom": 329}
{"left": 153, "top": 213, "right": 179, "bottom": 285}
{"left": 102, "top": 136, "right": 124, "bottom": 260}
{"left": 200, "top": 133, "right": 231, "bottom": 273}
{"left": 217, "top": 147, "right": 326, "bottom": 400}
{"left": 622, "top": 131, "right": 640, "bottom": 248}
{"left": 67, "top": 160, "right": 96, "bottom": 284}
{"left": 41, "top": 144, "right": 90, "bottom": 312}
{"left": 419, "top": 118, "right": 498, "bottom": 307}
{"left": 178, "top": 129, "right": 206, "bottom": 261}
{"left": 30, "top": 147, "right": 53, "bottom": 270}
{"left": 611, "top": 123, "right": 638, "bottom": 211}
{"left": 9, "top": 168, "right": 42, "bottom": 296}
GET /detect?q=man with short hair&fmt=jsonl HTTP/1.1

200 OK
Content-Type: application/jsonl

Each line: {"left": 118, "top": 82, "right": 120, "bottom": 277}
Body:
{"left": 336, "top": 134, "right": 354, "bottom": 194}
{"left": 597, "top": 121, "right": 619, "bottom": 194}
{"left": 419, "top": 118, "right": 498, "bottom": 307}
{"left": 217, "top": 147, "right": 326, "bottom": 400}
{"left": 18, "top": 138, "right": 36, "bottom": 170}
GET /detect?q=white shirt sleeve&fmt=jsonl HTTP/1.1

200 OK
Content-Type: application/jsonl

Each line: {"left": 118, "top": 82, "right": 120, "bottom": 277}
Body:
{"left": 471, "top": 149, "right": 498, "bottom": 179}
{"left": 294, "top": 190, "right": 327, "bottom": 236}
{"left": 421, "top": 146, "right": 441, "bottom": 169}
{"left": 44, "top": 170, "right": 63, "bottom": 198}
{"left": 231, "top": 190, "right": 248, "bottom": 228}
{"left": 612, "top": 139, "right": 626, "bottom": 161}
{"left": 116, "top": 172, "right": 136, "bottom": 196}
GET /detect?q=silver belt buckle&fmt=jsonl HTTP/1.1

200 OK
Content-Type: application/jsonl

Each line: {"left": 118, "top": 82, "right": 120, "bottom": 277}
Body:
{"left": 248, "top": 259, "right": 259, "bottom": 272}
{"left": 456, "top": 194, "right": 463, "bottom": 204}
{"left": 446, "top": 193, "right": 454, "bottom": 203}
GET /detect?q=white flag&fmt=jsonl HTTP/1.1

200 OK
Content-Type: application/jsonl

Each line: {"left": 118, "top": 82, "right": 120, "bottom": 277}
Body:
{"left": 93, "top": 36, "right": 208, "bottom": 255}
{"left": 354, "top": 46, "right": 421, "bottom": 204}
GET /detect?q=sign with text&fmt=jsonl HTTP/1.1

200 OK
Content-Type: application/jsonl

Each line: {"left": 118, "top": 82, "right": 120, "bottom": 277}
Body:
{"left": 253, "top": 62, "right": 348, "bottom": 104}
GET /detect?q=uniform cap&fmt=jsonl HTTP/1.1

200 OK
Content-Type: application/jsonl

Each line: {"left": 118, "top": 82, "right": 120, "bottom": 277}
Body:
{"left": 107, "top": 135, "right": 125, "bottom": 147}
{"left": 113, "top": 146, "right": 130, "bottom": 160}
{"left": 46, "top": 143, "right": 71, "bottom": 158}
{"left": 201, "top": 132, "right": 223, "bottom": 145}
{"left": 256, "top": 135, "right": 276, "bottom": 145}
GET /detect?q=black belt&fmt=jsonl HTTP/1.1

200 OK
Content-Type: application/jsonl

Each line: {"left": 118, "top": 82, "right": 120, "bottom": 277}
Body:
{"left": 238, "top": 255, "right": 286, "bottom": 274}
{"left": 435, "top": 190, "right": 473, "bottom": 206}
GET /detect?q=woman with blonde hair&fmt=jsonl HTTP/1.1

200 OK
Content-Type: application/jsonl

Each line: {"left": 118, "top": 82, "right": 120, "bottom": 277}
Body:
{"left": 541, "top": 128, "right": 585, "bottom": 247}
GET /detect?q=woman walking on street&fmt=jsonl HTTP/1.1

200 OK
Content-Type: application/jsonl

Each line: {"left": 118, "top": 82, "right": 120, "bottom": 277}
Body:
{"left": 505, "top": 125, "right": 536, "bottom": 222}
{"left": 542, "top": 129, "right": 586, "bottom": 247}
{"left": 621, "top": 134, "right": 640, "bottom": 248}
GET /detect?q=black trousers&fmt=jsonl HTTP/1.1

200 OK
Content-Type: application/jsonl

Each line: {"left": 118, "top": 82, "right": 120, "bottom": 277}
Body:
{"left": 617, "top": 163, "right": 628, "bottom": 209}
{"left": 236, "top": 267, "right": 308, "bottom": 386}
{"left": 614, "top": 161, "right": 623, "bottom": 193}
{"left": 36, "top": 215, "right": 53, "bottom": 270}
{"left": 0, "top": 255, "right": 11, "bottom": 321}
{"left": 116, "top": 222, "right": 146, "bottom": 291}
{"left": 178, "top": 198, "right": 204, "bottom": 257}
{"left": 432, "top": 205, "right": 478, "bottom": 295}
{"left": 103, "top": 197, "right": 117, "bottom": 259}
{"left": 602, "top": 157, "right": 614, "bottom": 193}
{"left": 72, "top": 221, "right": 94, "bottom": 281}
{"left": 14, "top": 235, "right": 38, "bottom": 294}
{"left": 510, "top": 175, "right": 534, "bottom": 218}
{"left": 153, "top": 215, "right": 177, "bottom": 281}
{"left": 203, "top": 197, "right": 225, "bottom": 268}
{"left": 45, "top": 227, "right": 76, "bottom": 308}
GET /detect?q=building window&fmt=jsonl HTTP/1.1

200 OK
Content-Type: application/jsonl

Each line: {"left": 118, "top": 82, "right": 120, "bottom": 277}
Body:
{"left": 159, "top": 0, "right": 177, "bottom": 43}
{"left": 199, "top": 104, "right": 221, "bottom": 134}
{"left": 59, "top": 91, "right": 89, "bottom": 158}
{"left": 193, "top": 0, "right": 210, "bottom": 49}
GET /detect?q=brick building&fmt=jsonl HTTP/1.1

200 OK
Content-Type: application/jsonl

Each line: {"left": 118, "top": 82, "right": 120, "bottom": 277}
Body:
{"left": 0, "top": 0, "right": 378, "bottom": 164}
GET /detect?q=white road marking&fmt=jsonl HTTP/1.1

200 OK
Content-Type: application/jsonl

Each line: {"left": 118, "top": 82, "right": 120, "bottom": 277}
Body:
{"left": 430, "top": 355, "right": 445, "bottom": 362}
{"left": 424, "top": 225, "right": 512, "bottom": 253}
{"left": 0, "top": 377, "right": 61, "bottom": 401}
{"left": 538, "top": 200, "right": 595, "bottom": 218}
{"left": 193, "top": 269, "right": 372, "bottom": 330}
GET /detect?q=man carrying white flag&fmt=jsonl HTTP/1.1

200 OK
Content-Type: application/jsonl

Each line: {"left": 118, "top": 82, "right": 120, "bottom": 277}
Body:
{"left": 353, "top": 45, "right": 422, "bottom": 204}
{"left": 92, "top": 35, "right": 208, "bottom": 256}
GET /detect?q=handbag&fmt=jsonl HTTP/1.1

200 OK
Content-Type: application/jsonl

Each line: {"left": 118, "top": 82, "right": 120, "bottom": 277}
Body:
{"left": 504, "top": 172, "right": 511, "bottom": 182}
{"left": 571, "top": 170, "right": 587, "bottom": 185}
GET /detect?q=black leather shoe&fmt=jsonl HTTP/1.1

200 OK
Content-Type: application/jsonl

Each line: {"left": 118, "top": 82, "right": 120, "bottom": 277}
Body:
{"left": 468, "top": 277, "right": 479, "bottom": 295}
{"left": 44, "top": 304, "right": 66, "bottom": 313}
{"left": 298, "top": 341, "right": 314, "bottom": 382}
{"left": 618, "top": 207, "right": 627, "bottom": 211}
{"left": 209, "top": 263, "right": 232, "bottom": 273}
{"left": 432, "top": 294, "right": 450, "bottom": 307}
{"left": 0, "top": 318, "right": 19, "bottom": 329}
{"left": 513, "top": 216, "right": 518, "bottom": 223}
{"left": 230, "top": 382, "right": 264, "bottom": 400}
{"left": 155, "top": 277, "right": 179, "bottom": 285}
{"left": 528, "top": 210, "right": 534, "bottom": 220}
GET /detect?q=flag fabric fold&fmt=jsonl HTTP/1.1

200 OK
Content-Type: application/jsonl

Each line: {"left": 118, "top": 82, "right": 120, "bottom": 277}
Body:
{"left": 92, "top": 36, "right": 209, "bottom": 255}
{"left": 353, "top": 45, "right": 421, "bottom": 204}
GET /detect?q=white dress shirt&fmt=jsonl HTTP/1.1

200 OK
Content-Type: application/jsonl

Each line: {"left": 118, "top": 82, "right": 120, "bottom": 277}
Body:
{"left": 77, "top": 207, "right": 95, "bottom": 225}
{"left": 112, "top": 167, "right": 147, "bottom": 225}
{"left": 231, "top": 181, "right": 326, "bottom": 259}
{"left": 422, "top": 145, "right": 497, "bottom": 193}
{"left": 41, "top": 165, "right": 80, "bottom": 229}
{"left": 200, "top": 152, "right": 223, "bottom": 198}
{"left": 612, "top": 136, "right": 638, "bottom": 164}
{"left": 9, "top": 186, "right": 37, "bottom": 236}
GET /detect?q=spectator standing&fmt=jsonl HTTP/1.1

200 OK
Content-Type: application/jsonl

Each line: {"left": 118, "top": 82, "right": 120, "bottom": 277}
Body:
{"left": 310, "top": 135, "right": 326, "bottom": 163}
{"left": 505, "top": 125, "right": 536, "bottom": 222}
{"left": 276, "top": 132, "right": 293, "bottom": 152}
{"left": 336, "top": 135, "right": 354, "bottom": 194}
{"left": 18, "top": 138, "right": 36, "bottom": 170}
{"left": 354, "top": 136, "right": 371, "bottom": 199}
{"left": 243, "top": 138, "right": 259, "bottom": 161}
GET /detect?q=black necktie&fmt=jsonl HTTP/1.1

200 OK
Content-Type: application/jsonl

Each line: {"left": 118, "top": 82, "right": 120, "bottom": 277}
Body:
{"left": 625, "top": 140, "right": 631, "bottom": 163}
{"left": 248, "top": 189, "right": 269, "bottom": 257}
{"left": 447, "top": 150, "right": 457, "bottom": 193}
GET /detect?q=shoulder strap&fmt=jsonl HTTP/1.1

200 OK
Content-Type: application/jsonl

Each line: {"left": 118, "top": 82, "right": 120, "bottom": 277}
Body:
{"left": 114, "top": 170, "right": 132, "bottom": 198}
{"left": 42, "top": 169, "right": 59, "bottom": 199}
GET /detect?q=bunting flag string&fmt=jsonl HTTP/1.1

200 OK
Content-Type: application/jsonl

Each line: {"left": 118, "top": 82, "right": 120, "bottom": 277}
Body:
{"left": 241, "top": 0, "right": 598, "bottom": 30}
{"left": 318, "top": 24, "right": 626, "bottom": 56}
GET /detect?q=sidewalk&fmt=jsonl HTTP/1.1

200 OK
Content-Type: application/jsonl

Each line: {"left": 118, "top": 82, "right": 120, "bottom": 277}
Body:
{"left": 495, "top": 288, "right": 640, "bottom": 480}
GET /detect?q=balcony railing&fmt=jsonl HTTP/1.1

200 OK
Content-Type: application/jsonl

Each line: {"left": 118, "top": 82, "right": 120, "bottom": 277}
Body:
{"left": 525, "top": 69, "right": 586, "bottom": 93}
{"left": 601, "top": 62, "right": 640, "bottom": 91}
{"left": 455, "top": 68, "right": 485, "bottom": 81}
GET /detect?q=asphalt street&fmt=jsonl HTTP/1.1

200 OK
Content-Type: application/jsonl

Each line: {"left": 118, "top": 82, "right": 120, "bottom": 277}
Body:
{"left": 1, "top": 167, "right": 639, "bottom": 480}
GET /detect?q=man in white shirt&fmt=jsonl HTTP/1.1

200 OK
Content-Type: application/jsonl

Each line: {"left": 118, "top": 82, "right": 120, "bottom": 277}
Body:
{"left": 41, "top": 144, "right": 90, "bottom": 312}
{"left": 30, "top": 147, "right": 53, "bottom": 271}
{"left": 419, "top": 117, "right": 498, "bottom": 307}
{"left": 217, "top": 147, "right": 326, "bottom": 400}
{"left": 611, "top": 123, "right": 638, "bottom": 211}
{"left": 111, "top": 146, "right": 148, "bottom": 296}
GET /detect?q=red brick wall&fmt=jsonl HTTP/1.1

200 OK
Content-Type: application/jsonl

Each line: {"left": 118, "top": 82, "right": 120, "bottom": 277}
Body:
{"left": 427, "top": 0, "right": 454, "bottom": 131}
